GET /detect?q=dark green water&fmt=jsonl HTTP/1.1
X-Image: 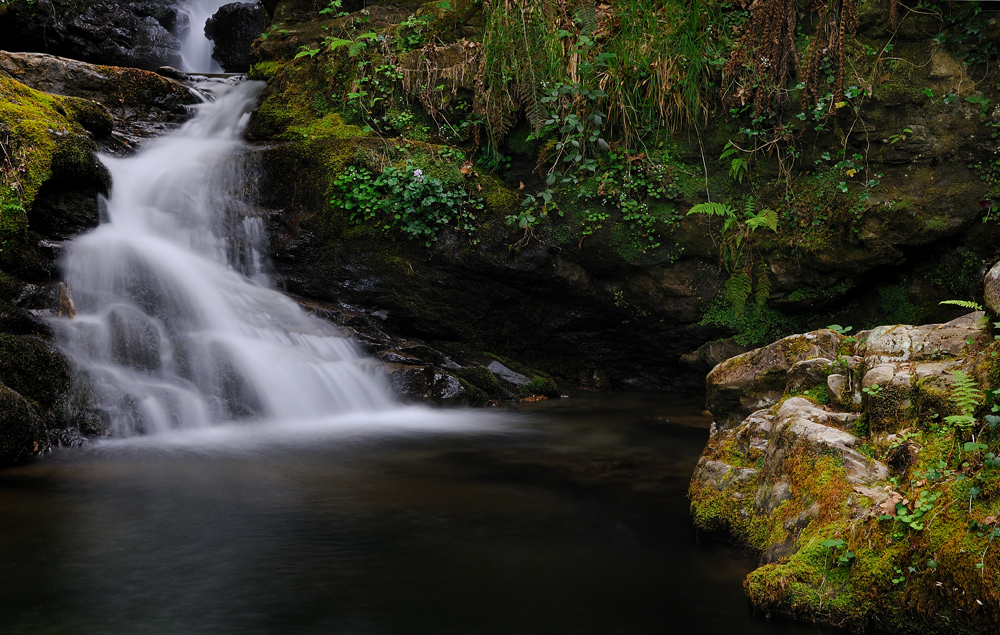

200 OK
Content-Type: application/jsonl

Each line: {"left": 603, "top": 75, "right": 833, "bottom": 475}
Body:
{"left": 0, "top": 393, "right": 840, "bottom": 634}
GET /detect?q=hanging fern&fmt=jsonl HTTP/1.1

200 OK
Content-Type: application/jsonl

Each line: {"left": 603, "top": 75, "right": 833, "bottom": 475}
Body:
{"left": 753, "top": 262, "right": 771, "bottom": 309}
{"left": 745, "top": 207, "right": 778, "bottom": 232}
{"left": 687, "top": 201, "right": 737, "bottom": 219}
{"left": 725, "top": 270, "right": 753, "bottom": 317}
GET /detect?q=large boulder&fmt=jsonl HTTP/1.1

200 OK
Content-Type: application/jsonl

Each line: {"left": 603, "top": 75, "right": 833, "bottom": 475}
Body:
{"left": 706, "top": 330, "right": 842, "bottom": 430}
{"left": 0, "top": 51, "right": 198, "bottom": 148}
{"left": 690, "top": 310, "right": 1000, "bottom": 632}
{"left": 0, "top": 0, "right": 182, "bottom": 70}
{"left": 205, "top": 2, "right": 268, "bottom": 72}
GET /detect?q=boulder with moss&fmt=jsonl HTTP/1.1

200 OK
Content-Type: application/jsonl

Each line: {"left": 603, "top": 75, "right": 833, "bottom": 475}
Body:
{"left": 0, "top": 51, "right": 198, "bottom": 148}
{"left": 690, "top": 307, "right": 1000, "bottom": 633}
{"left": 0, "top": 68, "right": 124, "bottom": 463}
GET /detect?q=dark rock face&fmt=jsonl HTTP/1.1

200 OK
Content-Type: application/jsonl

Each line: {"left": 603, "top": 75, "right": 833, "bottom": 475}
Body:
{"left": 0, "top": 0, "right": 183, "bottom": 70}
{"left": 260, "top": 184, "right": 725, "bottom": 391}
{"left": 205, "top": 2, "right": 267, "bottom": 73}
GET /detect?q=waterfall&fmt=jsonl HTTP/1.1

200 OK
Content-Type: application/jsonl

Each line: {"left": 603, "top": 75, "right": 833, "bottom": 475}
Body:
{"left": 53, "top": 79, "right": 394, "bottom": 436}
{"left": 177, "top": 0, "right": 233, "bottom": 73}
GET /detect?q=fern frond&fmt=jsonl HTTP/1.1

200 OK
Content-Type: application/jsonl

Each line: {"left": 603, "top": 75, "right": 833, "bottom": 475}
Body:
{"left": 745, "top": 208, "right": 778, "bottom": 232}
{"left": 948, "top": 370, "right": 984, "bottom": 426}
{"left": 688, "top": 202, "right": 736, "bottom": 218}
{"left": 725, "top": 271, "right": 753, "bottom": 317}
{"left": 939, "top": 299, "right": 983, "bottom": 311}
{"left": 753, "top": 262, "right": 771, "bottom": 308}
{"left": 573, "top": 1, "right": 598, "bottom": 36}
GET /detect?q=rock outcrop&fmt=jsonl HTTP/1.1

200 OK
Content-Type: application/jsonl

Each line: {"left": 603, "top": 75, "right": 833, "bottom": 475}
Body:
{"left": 0, "top": 51, "right": 198, "bottom": 148}
{"left": 690, "top": 308, "right": 1000, "bottom": 633}
{"left": 244, "top": 0, "right": 1000, "bottom": 392}
{"left": 0, "top": 0, "right": 182, "bottom": 70}
{"left": 205, "top": 2, "right": 268, "bottom": 73}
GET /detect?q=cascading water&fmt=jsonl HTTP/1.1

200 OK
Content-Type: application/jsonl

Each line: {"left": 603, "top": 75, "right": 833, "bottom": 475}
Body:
{"left": 177, "top": 0, "right": 233, "bottom": 73}
{"left": 54, "top": 75, "right": 394, "bottom": 436}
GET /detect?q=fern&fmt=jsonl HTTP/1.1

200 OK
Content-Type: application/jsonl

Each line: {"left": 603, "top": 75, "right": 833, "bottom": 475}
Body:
{"left": 687, "top": 202, "right": 736, "bottom": 218}
{"left": 939, "top": 299, "right": 983, "bottom": 311}
{"left": 725, "top": 271, "right": 753, "bottom": 317}
{"left": 573, "top": 1, "right": 598, "bottom": 36}
{"left": 753, "top": 262, "right": 771, "bottom": 308}
{"left": 745, "top": 208, "right": 778, "bottom": 232}
{"left": 944, "top": 370, "right": 984, "bottom": 429}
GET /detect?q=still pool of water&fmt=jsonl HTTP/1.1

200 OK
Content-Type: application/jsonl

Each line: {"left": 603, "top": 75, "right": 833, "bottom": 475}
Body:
{"left": 0, "top": 393, "right": 840, "bottom": 634}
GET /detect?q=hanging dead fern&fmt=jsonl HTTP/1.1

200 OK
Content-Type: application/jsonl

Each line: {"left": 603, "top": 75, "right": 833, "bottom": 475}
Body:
{"left": 724, "top": 0, "right": 862, "bottom": 118}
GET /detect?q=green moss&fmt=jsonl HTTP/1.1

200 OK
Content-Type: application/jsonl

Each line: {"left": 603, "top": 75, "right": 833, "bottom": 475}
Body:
{"left": 0, "top": 334, "right": 72, "bottom": 411}
{"left": 454, "top": 365, "right": 505, "bottom": 398}
{"left": 478, "top": 175, "right": 518, "bottom": 218}
{"left": 520, "top": 375, "right": 558, "bottom": 398}
{"left": 0, "top": 382, "right": 41, "bottom": 465}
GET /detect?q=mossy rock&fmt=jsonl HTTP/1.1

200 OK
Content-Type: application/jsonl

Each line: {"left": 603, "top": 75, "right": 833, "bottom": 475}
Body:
{"left": 0, "top": 334, "right": 72, "bottom": 411}
{"left": 0, "top": 383, "right": 42, "bottom": 465}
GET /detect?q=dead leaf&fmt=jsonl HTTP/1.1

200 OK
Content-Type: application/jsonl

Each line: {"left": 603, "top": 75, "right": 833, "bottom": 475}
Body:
{"left": 518, "top": 181, "right": 525, "bottom": 190}
{"left": 879, "top": 492, "right": 903, "bottom": 516}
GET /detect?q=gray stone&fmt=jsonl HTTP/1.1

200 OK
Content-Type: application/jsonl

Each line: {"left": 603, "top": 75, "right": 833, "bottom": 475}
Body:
{"left": 680, "top": 338, "right": 748, "bottom": 374}
{"left": 827, "top": 373, "right": 852, "bottom": 408}
{"left": 487, "top": 361, "right": 530, "bottom": 386}
{"left": 986, "top": 260, "right": 1000, "bottom": 316}
{"left": 786, "top": 357, "right": 833, "bottom": 392}
{"left": 706, "top": 330, "right": 843, "bottom": 430}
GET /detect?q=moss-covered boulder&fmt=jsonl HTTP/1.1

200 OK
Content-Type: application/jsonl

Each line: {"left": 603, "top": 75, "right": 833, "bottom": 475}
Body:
{"left": 691, "top": 309, "right": 1000, "bottom": 633}
{"left": 0, "top": 51, "right": 198, "bottom": 147}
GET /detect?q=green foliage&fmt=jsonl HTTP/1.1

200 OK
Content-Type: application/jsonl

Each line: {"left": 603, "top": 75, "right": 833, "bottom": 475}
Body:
{"left": 939, "top": 299, "right": 984, "bottom": 312}
{"left": 944, "top": 370, "right": 984, "bottom": 429}
{"left": 880, "top": 489, "right": 942, "bottom": 532}
{"left": 821, "top": 538, "right": 855, "bottom": 566}
{"left": 332, "top": 165, "right": 483, "bottom": 245}
{"left": 689, "top": 199, "right": 776, "bottom": 320}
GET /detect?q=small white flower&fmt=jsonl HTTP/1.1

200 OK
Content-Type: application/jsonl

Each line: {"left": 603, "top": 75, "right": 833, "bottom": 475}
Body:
{"left": 413, "top": 169, "right": 424, "bottom": 182}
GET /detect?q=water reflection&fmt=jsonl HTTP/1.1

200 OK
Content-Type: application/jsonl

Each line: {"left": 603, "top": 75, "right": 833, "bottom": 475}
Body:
{"left": 0, "top": 393, "right": 840, "bottom": 634}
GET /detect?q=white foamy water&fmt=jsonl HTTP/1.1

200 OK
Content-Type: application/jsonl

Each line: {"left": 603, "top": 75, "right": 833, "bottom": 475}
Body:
{"left": 177, "top": 0, "right": 234, "bottom": 73}
{"left": 54, "top": 79, "right": 398, "bottom": 436}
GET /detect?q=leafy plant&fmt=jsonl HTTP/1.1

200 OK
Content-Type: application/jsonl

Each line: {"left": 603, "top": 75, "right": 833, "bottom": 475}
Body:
{"left": 688, "top": 200, "right": 776, "bottom": 316}
{"left": 940, "top": 299, "right": 984, "bottom": 311}
{"left": 333, "top": 166, "right": 482, "bottom": 245}
{"left": 945, "top": 370, "right": 984, "bottom": 429}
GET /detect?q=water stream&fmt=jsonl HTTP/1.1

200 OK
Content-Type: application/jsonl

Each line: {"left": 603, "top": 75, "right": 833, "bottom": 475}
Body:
{"left": 0, "top": 394, "right": 840, "bottom": 635}
{"left": 53, "top": 78, "right": 395, "bottom": 436}
{"left": 177, "top": 0, "right": 234, "bottom": 73}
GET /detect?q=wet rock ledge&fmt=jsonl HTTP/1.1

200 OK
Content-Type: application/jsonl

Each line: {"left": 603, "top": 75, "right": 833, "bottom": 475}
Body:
{"left": 690, "top": 268, "right": 1000, "bottom": 633}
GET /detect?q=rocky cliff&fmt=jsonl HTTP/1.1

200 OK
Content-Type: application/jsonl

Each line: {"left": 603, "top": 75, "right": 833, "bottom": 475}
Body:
{"left": 245, "top": 0, "right": 1000, "bottom": 392}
